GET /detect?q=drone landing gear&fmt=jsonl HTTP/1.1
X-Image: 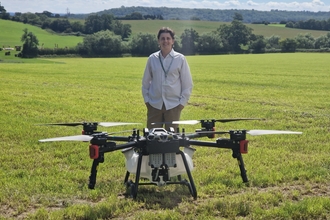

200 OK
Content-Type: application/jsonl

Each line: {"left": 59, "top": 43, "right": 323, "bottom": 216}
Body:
{"left": 124, "top": 151, "right": 197, "bottom": 200}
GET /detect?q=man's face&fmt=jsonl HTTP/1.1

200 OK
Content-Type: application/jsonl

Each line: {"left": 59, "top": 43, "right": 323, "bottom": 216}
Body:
{"left": 158, "top": 33, "right": 174, "bottom": 50}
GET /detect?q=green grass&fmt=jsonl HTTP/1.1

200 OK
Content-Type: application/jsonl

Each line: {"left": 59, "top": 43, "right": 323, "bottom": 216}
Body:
{"left": 0, "top": 19, "right": 83, "bottom": 49}
{"left": 0, "top": 53, "right": 330, "bottom": 219}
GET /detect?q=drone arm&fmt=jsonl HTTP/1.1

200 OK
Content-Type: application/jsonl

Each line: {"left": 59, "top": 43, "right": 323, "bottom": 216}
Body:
{"left": 101, "top": 141, "right": 137, "bottom": 153}
{"left": 107, "top": 136, "right": 130, "bottom": 142}
{"left": 187, "top": 140, "right": 232, "bottom": 149}
{"left": 185, "top": 133, "right": 206, "bottom": 139}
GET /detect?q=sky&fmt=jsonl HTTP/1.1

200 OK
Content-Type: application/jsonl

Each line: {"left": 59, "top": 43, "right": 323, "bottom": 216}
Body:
{"left": 1, "top": 0, "right": 329, "bottom": 14}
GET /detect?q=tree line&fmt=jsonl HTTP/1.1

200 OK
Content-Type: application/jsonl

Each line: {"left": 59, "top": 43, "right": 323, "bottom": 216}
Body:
{"left": 286, "top": 18, "right": 330, "bottom": 31}
{"left": 92, "top": 6, "right": 330, "bottom": 23}
{"left": 1, "top": 9, "right": 132, "bottom": 40}
{"left": 18, "top": 13, "right": 330, "bottom": 58}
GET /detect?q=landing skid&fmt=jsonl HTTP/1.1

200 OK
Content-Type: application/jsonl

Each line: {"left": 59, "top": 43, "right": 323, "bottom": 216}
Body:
{"left": 124, "top": 151, "right": 197, "bottom": 199}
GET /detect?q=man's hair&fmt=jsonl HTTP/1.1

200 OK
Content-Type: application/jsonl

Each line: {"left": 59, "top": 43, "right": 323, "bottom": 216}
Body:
{"left": 157, "top": 27, "right": 175, "bottom": 40}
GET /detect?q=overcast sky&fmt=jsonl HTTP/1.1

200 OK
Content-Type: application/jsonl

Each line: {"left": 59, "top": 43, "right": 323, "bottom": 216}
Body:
{"left": 1, "top": 0, "right": 329, "bottom": 14}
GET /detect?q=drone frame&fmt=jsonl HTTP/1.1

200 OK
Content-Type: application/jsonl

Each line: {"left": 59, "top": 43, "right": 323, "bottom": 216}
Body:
{"left": 85, "top": 124, "right": 249, "bottom": 200}
{"left": 38, "top": 119, "right": 302, "bottom": 200}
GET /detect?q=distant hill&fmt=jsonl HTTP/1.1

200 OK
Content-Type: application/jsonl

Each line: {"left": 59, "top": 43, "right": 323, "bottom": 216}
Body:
{"left": 71, "top": 6, "right": 330, "bottom": 23}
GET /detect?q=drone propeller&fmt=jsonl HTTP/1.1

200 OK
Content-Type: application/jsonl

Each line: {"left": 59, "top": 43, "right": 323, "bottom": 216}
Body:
{"left": 246, "top": 130, "right": 302, "bottom": 136}
{"left": 194, "top": 129, "right": 302, "bottom": 136}
{"left": 38, "top": 122, "right": 141, "bottom": 127}
{"left": 159, "top": 118, "right": 265, "bottom": 125}
{"left": 39, "top": 135, "right": 93, "bottom": 142}
{"left": 38, "top": 129, "right": 137, "bottom": 143}
{"left": 38, "top": 129, "right": 136, "bottom": 143}
{"left": 151, "top": 118, "right": 265, "bottom": 125}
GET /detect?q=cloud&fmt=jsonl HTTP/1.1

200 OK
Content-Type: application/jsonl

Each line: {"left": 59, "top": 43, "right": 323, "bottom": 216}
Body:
{"left": 264, "top": 0, "right": 326, "bottom": 11}
{"left": 247, "top": 1, "right": 259, "bottom": 6}
{"left": 311, "top": 0, "right": 324, "bottom": 6}
{"left": 224, "top": 0, "right": 241, "bottom": 7}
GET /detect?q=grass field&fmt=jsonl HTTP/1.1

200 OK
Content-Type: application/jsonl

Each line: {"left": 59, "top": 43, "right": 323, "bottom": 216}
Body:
{"left": 0, "top": 19, "right": 83, "bottom": 49}
{"left": 1, "top": 53, "right": 330, "bottom": 219}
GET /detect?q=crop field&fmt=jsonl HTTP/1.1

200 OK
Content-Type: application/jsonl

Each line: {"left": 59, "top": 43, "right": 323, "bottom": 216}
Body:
{"left": 0, "top": 53, "right": 330, "bottom": 219}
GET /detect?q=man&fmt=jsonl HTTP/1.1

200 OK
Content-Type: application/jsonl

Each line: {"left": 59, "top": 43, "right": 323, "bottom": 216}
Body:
{"left": 142, "top": 27, "right": 193, "bottom": 131}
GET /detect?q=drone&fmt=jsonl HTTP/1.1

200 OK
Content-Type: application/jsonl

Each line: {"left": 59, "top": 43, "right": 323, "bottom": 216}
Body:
{"left": 38, "top": 119, "right": 302, "bottom": 199}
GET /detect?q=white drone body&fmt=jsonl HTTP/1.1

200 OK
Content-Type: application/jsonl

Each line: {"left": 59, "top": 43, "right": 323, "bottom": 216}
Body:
{"left": 123, "top": 144, "right": 195, "bottom": 185}
{"left": 122, "top": 128, "right": 195, "bottom": 186}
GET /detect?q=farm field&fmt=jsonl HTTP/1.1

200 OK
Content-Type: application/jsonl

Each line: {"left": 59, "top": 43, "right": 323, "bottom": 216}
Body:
{"left": 0, "top": 53, "right": 330, "bottom": 219}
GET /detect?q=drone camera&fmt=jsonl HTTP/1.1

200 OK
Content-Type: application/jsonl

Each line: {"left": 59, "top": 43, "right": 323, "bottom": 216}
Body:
{"left": 89, "top": 144, "right": 99, "bottom": 159}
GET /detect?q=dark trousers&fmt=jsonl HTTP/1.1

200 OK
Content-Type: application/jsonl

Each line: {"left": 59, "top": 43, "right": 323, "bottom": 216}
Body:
{"left": 147, "top": 104, "right": 183, "bottom": 131}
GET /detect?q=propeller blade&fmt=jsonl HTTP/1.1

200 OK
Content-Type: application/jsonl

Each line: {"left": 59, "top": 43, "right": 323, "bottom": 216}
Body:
{"left": 98, "top": 122, "right": 141, "bottom": 127}
{"left": 215, "top": 118, "right": 265, "bottom": 123}
{"left": 171, "top": 120, "right": 200, "bottom": 125}
{"left": 194, "top": 131, "right": 229, "bottom": 135}
{"left": 153, "top": 118, "right": 265, "bottom": 125}
{"left": 37, "top": 122, "right": 84, "bottom": 126}
{"left": 39, "top": 135, "right": 93, "bottom": 142}
{"left": 37, "top": 122, "right": 141, "bottom": 127}
{"left": 247, "top": 130, "right": 302, "bottom": 136}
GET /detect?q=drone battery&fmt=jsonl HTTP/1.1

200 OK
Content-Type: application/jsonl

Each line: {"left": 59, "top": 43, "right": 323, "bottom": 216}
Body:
{"left": 149, "top": 154, "right": 162, "bottom": 168}
{"left": 89, "top": 145, "right": 99, "bottom": 159}
{"left": 240, "top": 140, "right": 249, "bottom": 154}
{"left": 164, "top": 153, "right": 176, "bottom": 167}
{"left": 149, "top": 153, "right": 177, "bottom": 168}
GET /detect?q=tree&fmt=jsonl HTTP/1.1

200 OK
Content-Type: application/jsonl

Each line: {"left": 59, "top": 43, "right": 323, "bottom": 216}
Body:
{"left": 217, "top": 18, "right": 253, "bottom": 52}
{"left": 71, "top": 21, "right": 85, "bottom": 33}
{"left": 248, "top": 34, "right": 266, "bottom": 53}
{"left": 0, "top": 2, "right": 5, "bottom": 12}
{"left": 42, "top": 11, "right": 53, "bottom": 17}
{"left": 295, "top": 33, "right": 315, "bottom": 49}
{"left": 280, "top": 38, "right": 297, "bottom": 52}
{"left": 0, "top": 2, "right": 10, "bottom": 20}
{"left": 233, "top": 12, "right": 243, "bottom": 21}
{"left": 265, "top": 35, "right": 281, "bottom": 49}
{"left": 20, "top": 12, "right": 42, "bottom": 25}
{"left": 129, "top": 33, "right": 158, "bottom": 56}
{"left": 84, "top": 14, "right": 103, "bottom": 34}
{"left": 197, "top": 32, "right": 224, "bottom": 54}
{"left": 49, "top": 19, "right": 72, "bottom": 32}
{"left": 180, "top": 28, "right": 199, "bottom": 55}
{"left": 21, "top": 28, "right": 39, "bottom": 58}
{"left": 315, "top": 33, "right": 330, "bottom": 49}
{"left": 111, "top": 20, "right": 132, "bottom": 39}
{"left": 76, "top": 30, "right": 122, "bottom": 56}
